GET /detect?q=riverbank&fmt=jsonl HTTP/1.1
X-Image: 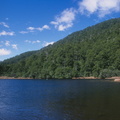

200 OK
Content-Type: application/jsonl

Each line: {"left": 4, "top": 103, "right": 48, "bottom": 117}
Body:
{"left": 0, "top": 76, "right": 32, "bottom": 79}
{"left": 73, "top": 76, "right": 120, "bottom": 82}
{"left": 107, "top": 77, "right": 120, "bottom": 82}
{"left": 72, "top": 77, "right": 99, "bottom": 79}
{"left": 0, "top": 76, "right": 99, "bottom": 80}
{"left": 0, "top": 76, "right": 120, "bottom": 81}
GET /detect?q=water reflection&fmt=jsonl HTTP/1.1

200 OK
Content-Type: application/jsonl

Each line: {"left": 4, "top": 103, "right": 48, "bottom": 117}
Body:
{"left": 56, "top": 81, "right": 120, "bottom": 120}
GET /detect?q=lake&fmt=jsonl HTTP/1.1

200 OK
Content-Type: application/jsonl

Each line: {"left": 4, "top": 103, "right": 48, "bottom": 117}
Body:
{"left": 0, "top": 79, "right": 120, "bottom": 120}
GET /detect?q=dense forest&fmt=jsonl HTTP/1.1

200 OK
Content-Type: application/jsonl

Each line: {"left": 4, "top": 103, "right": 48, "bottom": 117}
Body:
{"left": 0, "top": 18, "right": 120, "bottom": 79}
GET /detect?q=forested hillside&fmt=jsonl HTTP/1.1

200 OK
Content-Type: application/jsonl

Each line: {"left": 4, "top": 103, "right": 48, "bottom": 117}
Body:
{"left": 0, "top": 18, "right": 120, "bottom": 79}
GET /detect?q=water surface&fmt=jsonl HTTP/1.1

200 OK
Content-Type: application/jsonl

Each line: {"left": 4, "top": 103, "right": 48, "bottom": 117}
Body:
{"left": 0, "top": 79, "right": 120, "bottom": 120}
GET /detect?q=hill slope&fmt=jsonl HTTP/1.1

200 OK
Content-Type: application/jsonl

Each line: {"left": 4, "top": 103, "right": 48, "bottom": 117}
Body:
{"left": 1, "top": 51, "right": 37, "bottom": 64}
{"left": 0, "top": 18, "right": 120, "bottom": 79}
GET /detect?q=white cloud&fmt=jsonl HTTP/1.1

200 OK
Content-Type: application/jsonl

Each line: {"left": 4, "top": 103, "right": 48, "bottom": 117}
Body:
{"left": 43, "top": 41, "right": 54, "bottom": 47}
{"left": 12, "top": 44, "right": 18, "bottom": 50}
{"left": 5, "top": 41, "right": 10, "bottom": 46}
{"left": 79, "top": 0, "right": 120, "bottom": 17}
{"left": 19, "top": 31, "right": 29, "bottom": 34}
{"left": 50, "top": 0, "right": 120, "bottom": 31}
{"left": 51, "top": 8, "right": 77, "bottom": 31}
{"left": 27, "top": 25, "right": 50, "bottom": 32}
{"left": 42, "top": 25, "right": 50, "bottom": 29}
{"left": 25, "top": 40, "right": 32, "bottom": 43}
{"left": 20, "top": 25, "right": 50, "bottom": 34}
{"left": 25, "top": 40, "right": 41, "bottom": 44}
{"left": 0, "top": 22, "right": 9, "bottom": 28}
{"left": 32, "top": 40, "right": 41, "bottom": 44}
{"left": 0, "top": 31, "right": 15, "bottom": 36}
{"left": 37, "top": 25, "right": 50, "bottom": 31}
{"left": 0, "top": 48, "right": 11, "bottom": 56}
{"left": 27, "top": 27, "right": 35, "bottom": 31}
{"left": 2, "top": 41, "right": 18, "bottom": 50}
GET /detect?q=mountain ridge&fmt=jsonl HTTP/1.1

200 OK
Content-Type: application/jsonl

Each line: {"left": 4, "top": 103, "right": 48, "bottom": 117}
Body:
{"left": 0, "top": 18, "right": 120, "bottom": 79}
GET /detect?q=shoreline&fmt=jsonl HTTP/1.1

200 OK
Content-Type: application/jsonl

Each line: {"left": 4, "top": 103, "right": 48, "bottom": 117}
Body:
{"left": 0, "top": 76, "right": 32, "bottom": 79}
{"left": 107, "top": 77, "right": 120, "bottom": 82}
{"left": 72, "top": 77, "right": 120, "bottom": 82}
{"left": 0, "top": 76, "right": 120, "bottom": 82}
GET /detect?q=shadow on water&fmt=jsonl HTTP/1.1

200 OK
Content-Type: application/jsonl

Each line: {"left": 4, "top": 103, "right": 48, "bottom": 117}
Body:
{"left": 45, "top": 80, "right": 120, "bottom": 120}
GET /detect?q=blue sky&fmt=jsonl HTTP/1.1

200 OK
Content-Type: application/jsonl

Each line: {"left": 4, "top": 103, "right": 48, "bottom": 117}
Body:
{"left": 0, "top": 0, "right": 120, "bottom": 61}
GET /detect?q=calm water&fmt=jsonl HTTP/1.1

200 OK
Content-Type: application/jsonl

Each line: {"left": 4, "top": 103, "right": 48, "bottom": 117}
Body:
{"left": 0, "top": 79, "right": 120, "bottom": 120}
